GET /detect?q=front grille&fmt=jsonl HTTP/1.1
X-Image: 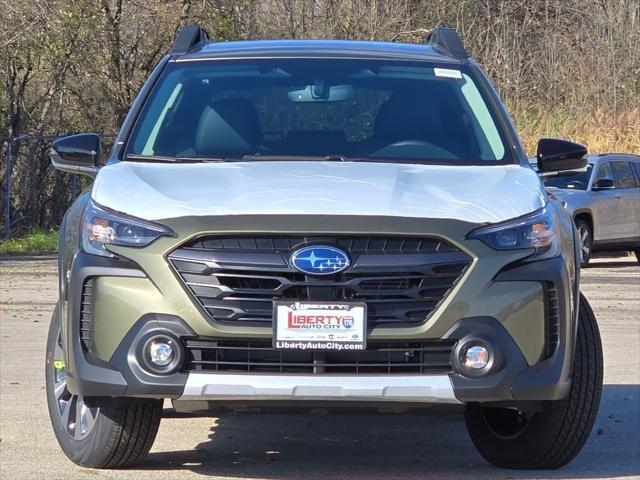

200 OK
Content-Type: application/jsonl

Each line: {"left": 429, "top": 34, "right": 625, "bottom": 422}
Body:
{"left": 80, "top": 279, "right": 94, "bottom": 351}
{"left": 184, "top": 338, "right": 456, "bottom": 374}
{"left": 168, "top": 235, "right": 471, "bottom": 328}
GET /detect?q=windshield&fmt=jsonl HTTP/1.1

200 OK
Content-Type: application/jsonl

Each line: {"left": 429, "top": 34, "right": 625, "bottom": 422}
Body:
{"left": 126, "top": 59, "right": 512, "bottom": 164}
{"left": 543, "top": 165, "right": 593, "bottom": 190}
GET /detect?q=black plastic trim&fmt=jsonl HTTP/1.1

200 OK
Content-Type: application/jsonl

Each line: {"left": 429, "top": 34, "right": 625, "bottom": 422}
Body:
{"left": 495, "top": 255, "right": 574, "bottom": 401}
{"left": 65, "top": 252, "right": 195, "bottom": 398}
{"left": 109, "top": 314, "right": 195, "bottom": 398}
{"left": 170, "top": 25, "right": 210, "bottom": 55}
{"left": 424, "top": 27, "right": 469, "bottom": 59}
{"left": 64, "top": 251, "right": 145, "bottom": 396}
{"left": 444, "top": 317, "right": 529, "bottom": 401}
{"left": 443, "top": 255, "right": 575, "bottom": 402}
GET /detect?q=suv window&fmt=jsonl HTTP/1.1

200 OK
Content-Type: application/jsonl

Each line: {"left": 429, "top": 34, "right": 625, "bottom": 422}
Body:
{"left": 611, "top": 161, "right": 638, "bottom": 188}
{"left": 632, "top": 162, "right": 640, "bottom": 184}
{"left": 543, "top": 165, "right": 592, "bottom": 190}
{"left": 594, "top": 162, "right": 615, "bottom": 187}
{"left": 126, "top": 59, "right": 512, "bottom": 164}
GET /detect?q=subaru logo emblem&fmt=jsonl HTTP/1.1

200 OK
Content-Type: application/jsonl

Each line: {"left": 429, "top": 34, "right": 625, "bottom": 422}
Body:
{"left": 291, "top": 245, "right": 350, "bottom": 275}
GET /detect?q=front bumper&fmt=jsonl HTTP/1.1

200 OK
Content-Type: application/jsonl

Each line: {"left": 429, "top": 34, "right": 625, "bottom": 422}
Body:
{"left": 62, "top": 255, "right": 573, "bottom": 405}
{"left": 60, "top": 214, "right": 577, "bottom": 406}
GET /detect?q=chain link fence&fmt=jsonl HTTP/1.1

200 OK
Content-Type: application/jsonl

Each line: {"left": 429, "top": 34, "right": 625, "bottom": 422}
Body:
{"left": 1, "top": 135, "right": 115, "bottom": 239}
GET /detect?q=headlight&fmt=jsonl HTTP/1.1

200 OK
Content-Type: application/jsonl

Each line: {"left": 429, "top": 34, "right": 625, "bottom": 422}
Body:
{"left": 468, "top": 207, "right": 559, "bottom": 261}
{"left": 82, "top": 200, "right": 173, "bottom": 257}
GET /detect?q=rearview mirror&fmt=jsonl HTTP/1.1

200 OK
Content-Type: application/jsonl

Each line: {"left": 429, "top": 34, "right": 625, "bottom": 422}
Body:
{"left": 288, "top": 83, "right": 353, "bottom": 102}
{"left": 593, "top": 178, "right": 615, "bottom": 190}
{"left": 50, "top": 133, "right": 102, "bottom": 178}
{"left": 536, "top": 138, "right": 587, "bottom": 173}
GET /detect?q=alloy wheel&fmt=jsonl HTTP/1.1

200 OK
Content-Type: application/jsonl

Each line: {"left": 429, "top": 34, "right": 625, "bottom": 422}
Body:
{"left": 52, "top": 330, "right": 99, "bottom": 440}
{"left": 577, "top": 224, "right": 591, "bottom": 263}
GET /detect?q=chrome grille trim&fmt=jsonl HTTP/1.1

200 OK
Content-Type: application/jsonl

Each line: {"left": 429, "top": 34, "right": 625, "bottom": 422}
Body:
{"left": 168, "top": 235, "right": 471, "bottom": 328}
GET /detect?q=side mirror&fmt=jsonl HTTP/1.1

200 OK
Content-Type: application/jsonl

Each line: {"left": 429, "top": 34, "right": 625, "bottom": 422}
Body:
{"left": 593, "top": 178, "right": 615, "bottom": 190}
{"left": 536, "top": 138, "right": 587, "bottom": 173}
{"left": 50, "top": 133, "right": 102, "bottom": 178}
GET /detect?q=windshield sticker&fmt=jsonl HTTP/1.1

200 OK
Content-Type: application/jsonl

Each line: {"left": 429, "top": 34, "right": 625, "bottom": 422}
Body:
{"left": 434, "top": 68, "right": 463, "bottom": 79}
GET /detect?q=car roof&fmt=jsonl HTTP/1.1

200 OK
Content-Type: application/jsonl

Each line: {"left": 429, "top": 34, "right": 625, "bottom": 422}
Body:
{"left": 175, "top": 39, "right": 463, "bottom": 64}
{"left": 589, "top": 153, "right": 640, "bottom": 164}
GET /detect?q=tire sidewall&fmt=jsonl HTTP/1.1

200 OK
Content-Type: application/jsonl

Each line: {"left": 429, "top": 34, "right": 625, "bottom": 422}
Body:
{"left": 45, "top": 304, "right": 115, "bottom": 467}
{"left": 464, "top": 293, "right": 603, "bottom": 469}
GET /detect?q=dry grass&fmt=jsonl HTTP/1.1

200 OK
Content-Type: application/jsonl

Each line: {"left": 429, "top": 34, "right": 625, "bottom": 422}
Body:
{"left": 516, "top": 107, "right": 640, "bottom": 156}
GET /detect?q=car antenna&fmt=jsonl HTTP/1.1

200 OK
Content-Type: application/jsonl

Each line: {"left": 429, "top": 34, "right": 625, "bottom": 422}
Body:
{"left": 424, "top": 26, "right": 469, "bottom": 60}
{"left": 171, "top": 25, "right": 211, "bottom": 55}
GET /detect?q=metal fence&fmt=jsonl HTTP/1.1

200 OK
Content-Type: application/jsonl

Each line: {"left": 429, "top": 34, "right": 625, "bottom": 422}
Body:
{"left": 1, "top": 134, "right": 114, "bottom": 239}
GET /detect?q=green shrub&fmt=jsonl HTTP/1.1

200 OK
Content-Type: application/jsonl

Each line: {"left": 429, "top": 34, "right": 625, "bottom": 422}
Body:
{"left": 0, "top": 229, "right": 59, "bottom": 255}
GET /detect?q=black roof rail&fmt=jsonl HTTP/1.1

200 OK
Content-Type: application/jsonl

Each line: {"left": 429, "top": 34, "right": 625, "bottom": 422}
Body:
{"left": 424, "top": 27, "right": 469, "bottom": 60}
{"left": 171, "top": 25, "right": 210, "bottom": 55}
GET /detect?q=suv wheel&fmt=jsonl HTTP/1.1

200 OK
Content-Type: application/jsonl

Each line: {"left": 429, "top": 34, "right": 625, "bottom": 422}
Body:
{"left": 45, "top": 304, "right": 163, "bottom": 468}
{"left": 464, "top": 293, "right": 603, "bottom": 469}
{"left": 575, "top": 220, "right": 592, "bottom": 266}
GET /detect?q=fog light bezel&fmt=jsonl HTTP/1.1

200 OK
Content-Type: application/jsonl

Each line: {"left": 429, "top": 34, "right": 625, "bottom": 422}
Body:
{"left": 140, "top": 333, "right": 183, "bottom": 375}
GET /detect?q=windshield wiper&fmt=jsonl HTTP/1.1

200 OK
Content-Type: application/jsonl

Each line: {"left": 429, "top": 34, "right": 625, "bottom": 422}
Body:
{"left": 124, "top": 153, "right": 361, "bottom": 163}
{"left": 125, "top": 154, "right": 181, "bottom": 163}
{"left": 241, "top": 154, "right": 353, "bottom": 162}
{"left": 124, "top": 154, "right": 230, "bottom": 163}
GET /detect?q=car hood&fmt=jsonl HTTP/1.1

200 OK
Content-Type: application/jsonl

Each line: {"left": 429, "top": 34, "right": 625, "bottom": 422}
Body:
{"left": 92, "top": 161, "right": 546, "bottom": 224}
{"left": 545, "top": 186, "right": 584, "bottom": 198}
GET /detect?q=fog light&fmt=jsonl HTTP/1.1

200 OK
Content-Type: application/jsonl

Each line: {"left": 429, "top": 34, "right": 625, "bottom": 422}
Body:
{"left": 464, "top": 345, "right": 490, "bottom": 370}
{"left": 149, "top": 340, "right": 174, "bottom": 367}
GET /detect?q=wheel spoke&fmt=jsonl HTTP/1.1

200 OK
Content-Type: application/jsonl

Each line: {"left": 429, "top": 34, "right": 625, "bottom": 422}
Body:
{"left": 577, "top": 227, "right": 590, "bottom": 260}
{"left": 54, "top": 381, "right": 67, "bottom": 401}
{"left": 73, "top": 395, "right": 84, "bottom": 440}
{"left": 580, "top": 232, "right": 586, "bottom": 242}
{"left": 51, "top": 325, "right": 99, "bottom": 440}
{"left": 74, "top": 397, "right": 84, "bottom": 439}
{"left": 54, "top": 341, "right": 64, "bottom": 362}
{"left": 80, "top": 400, "right": 97, "bottom": 436}
{"left": 61, "top": 396, "right": 73, "bottom": 434}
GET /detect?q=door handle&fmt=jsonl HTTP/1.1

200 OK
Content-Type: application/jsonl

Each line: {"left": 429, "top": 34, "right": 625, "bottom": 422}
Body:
{"left": 614, "top": 194, "right": 622, "bottom": 199}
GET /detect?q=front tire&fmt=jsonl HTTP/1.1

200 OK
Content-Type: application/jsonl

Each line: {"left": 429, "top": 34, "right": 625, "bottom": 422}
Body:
{"left": 464, "top": 293, "right": 603, "bottom": 469}
{"left": 45, "top": 304, "right": 163, "bottom": 468}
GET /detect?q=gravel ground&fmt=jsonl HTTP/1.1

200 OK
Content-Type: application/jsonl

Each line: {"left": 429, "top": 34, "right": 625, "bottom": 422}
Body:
{"left": 0, "top": 255, "right": 638, "bottom": 479}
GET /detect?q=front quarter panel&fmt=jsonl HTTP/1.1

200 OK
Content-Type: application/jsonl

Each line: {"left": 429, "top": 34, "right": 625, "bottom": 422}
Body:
{"left": 553, "top": 197, "right": 580, "bottom": 339}
{"left": 58, "top": 192, "right": 90, "bottom": 358}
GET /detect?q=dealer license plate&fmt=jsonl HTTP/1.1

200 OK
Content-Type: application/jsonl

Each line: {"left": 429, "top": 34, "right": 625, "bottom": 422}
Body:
{"left": 273, "top": 301, "right": 367, "bottom": 351}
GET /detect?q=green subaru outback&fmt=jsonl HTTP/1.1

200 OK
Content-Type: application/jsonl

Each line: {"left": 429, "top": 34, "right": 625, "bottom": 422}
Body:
{"left": 46, "top": 26, "right": 603, "bottom": 470}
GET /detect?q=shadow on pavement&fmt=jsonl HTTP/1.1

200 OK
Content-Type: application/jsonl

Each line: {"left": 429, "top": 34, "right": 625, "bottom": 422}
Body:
{"left": 143, "top": 384, "right": 639, "bottom": 479}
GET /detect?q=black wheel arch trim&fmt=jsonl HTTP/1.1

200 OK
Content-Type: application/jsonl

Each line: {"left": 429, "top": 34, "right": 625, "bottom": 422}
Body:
{"left": 493, "top": 255, "right": 575, "bottom": 401}
{"left": 63, "top": 250, "right": 146, "bottom": 396}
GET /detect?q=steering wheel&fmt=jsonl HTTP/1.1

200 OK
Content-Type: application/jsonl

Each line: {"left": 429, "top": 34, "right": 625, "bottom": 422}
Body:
{"left": 370, "top": 140, "right": 456, "bottom": 159}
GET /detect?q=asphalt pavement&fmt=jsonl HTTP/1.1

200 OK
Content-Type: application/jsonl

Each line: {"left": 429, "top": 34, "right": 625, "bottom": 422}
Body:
{"left": 1, "top": 255, "right": 638, "bottom": 479}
